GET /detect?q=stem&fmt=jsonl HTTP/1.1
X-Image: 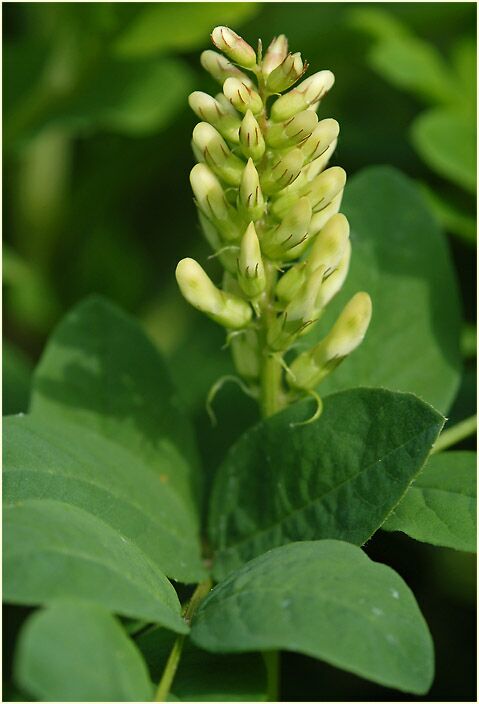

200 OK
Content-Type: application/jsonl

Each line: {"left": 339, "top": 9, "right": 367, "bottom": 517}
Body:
{"left": 263, "top": 650, "right": 280, "bottom": 701}
{"left": 432, "top": 414, "right": 477, "bottom": 454}
{"left": 154, "top": 578, "right": 212, "bottom": 702}
{"left": 260, "top": 353, "right": 285, "bottom": 418}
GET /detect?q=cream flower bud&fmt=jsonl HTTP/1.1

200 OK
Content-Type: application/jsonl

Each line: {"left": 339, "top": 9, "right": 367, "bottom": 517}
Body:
{"left": 197, "top": 212, "right": 237, "bottom": 273}
{"left": 266, "top": 110, "right": 318, "bottom": 149}
{"left": 306, "top": 166, "right": 347, "bottom": 213}
{"left": 188, "top": 91, "right": 240, "bottom": 143}
{"left": 176, "top": 258, "right": 252, "bottom": 329}
{"left": 309, "top": 190, "right": 344, "bottom": 236}
{"left": 192, "top": 122, "right": 244, "bottom": 186}
{"left": 289, "top": 291, "right": 372, "bottom": 390}
{"left": 238, "top": 158, "right": 265, "bottom": 221}
{"left": 239, "top": 110, "right": 266, "bottom": 161}
{"left": 300, "top": 118, "right": 340, "bottom": 163}
{"left": 262, "top": 35, "right": 289, "bottom": 77}
{"left": 316, "top": 240, "right": 351, "bottom": 309}
{"left": 271, "top": 70, "right": 335, "bottom": 122}
{"left": 190, "top": 163, "right": 240, "bottom": 242}
{"left": 262, "top": 196, "right": 312, "bottom": 259}
{"left": 200, "top": 50, "right": 254, "bottom": 87}
{"left": 223, "top": 77, "right": 263, "bottom": 115}
{"left": 266, "top": 52, "right": 308, "bottom": 93}
{"left": 231, "top": 328, "right": 260, "bottom": 379}
{"left": 260, "top": 148, "right": 304, "bottom": 195}
{"left": 307, "top": 213, "right": 350, "bottom": 275}
{"left": 238, "top": 222, "right": 266, "bottom": 298}
{"left": 211, "top": 26, "right": 257, "bottom": 68}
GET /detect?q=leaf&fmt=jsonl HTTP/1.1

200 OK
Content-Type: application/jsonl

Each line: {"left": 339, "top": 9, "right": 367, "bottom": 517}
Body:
{"left": 191, "top": 540, "right": 434, "bottom": 695}
{"left": 3, "top": 498, "right": 187, "bottom": 632}
{"left": 418, "top": 182, "right": 476, "bottom": 245}
{"left": 4, "top": 415, "right": 205, "bottom": 583}
{"left": 14, "top": 601, "right": 153, "bottom": 701}
{"left": 114, "top": 3, "right": 258, "bottom": 58}
{"left": 383, "top": 451, "right": 476, "bottom": 552}
{"left": 31, "top": 295, "right": 201, "bottom": 515}
{"left": 137, "top": 627, "right": 267, "bottom": 701}
{"left": 349, "top": 8, "right": 459, "bottom": 105}
{"left": 411, "top": 108, "right": 476, "bottom": 193}
{"left": 2, "top": 342, "right": 32, "bottom": 416}
{"left": 209, "top": 388, "right": 444, "bottom": 580}
{"left": 308, "top": 166, "right": 462, "bottom": 415}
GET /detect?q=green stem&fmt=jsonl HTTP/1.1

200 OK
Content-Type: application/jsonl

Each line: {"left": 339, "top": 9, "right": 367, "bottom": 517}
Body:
{"left": 432, "top": 414, "right": 477, "bottom": 454}
{"left": 263, "top": 650, "right": 280, "bottom": 701}
{"left": 260, "top": 352, "right": 285, "bottom": 418}
{"left": 154, "top": 578, "right": 212, "bottom": 702}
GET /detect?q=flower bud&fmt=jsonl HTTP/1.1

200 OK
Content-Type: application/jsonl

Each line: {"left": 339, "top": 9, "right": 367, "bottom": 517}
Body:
{"left": 289, "top": 292, "right": 372, "bottom": 389}
{"left": 176, "top": 258, "right": 252, "bottom": 329}
{"left": 197, "top": 211, "right": 237, "bottom": 273}
{"left": 188, "top": 91, "right": 240, "bottom": 143}
{"left": 262, "top": 35, "right": 289, "bottom": 77}
{"left": 268, "top": 266, "right": 326, "bottom": 351}
{"left": 300, "top": 118, "right": 340, "bottom": 163}
{"left": 190, "top": 163, "right": 240, "bottom": 241}
{"left": 307, "top": 213, "right": 350, "bottom": 275}
{"left": 260, "top": 148, "right": 304, "bottom": 195}
{"left": 237, "top": 158, "right": 265, "bottom": 221}
{"left": 239, "top": 110, "right": 266, "bottom": 161}
{"left": 316, "top": 240, "right": 351, "bottom": 309}
{"left": 238, "top": 222, "right": 266, "bottom": 298}
{"left": 192, "top": 122, "right": 244, "bottom": 186}
{"left": 266, "top": 52, "right": 308, "bottom": 93}
{"left": 223, "top": 77, "right": 263, "bottom": 115}
{"left": 266, "top": 110, "right": 318, "bottom": 149}
{"left": 211, "top": 26, "right": 257, "bottom": 68}
{"left": 262, "top": 196, "right": 312, "bottom": 259}
{"left": 306, "top": 166, "right": 347, "bottom": 213}
{"left": 231, "top": 328, "right": 260, "bottom": 379}
{"left": 271, "top": 70, "right": 335, "bottom": 122}
{"left": 309, "top": 190, "right": 344, "bottom": 236}
{"left": 200, "top": 50, "right": 254, "bottom": 87}
{"left": 276, "top": 262, "right": 306, "bottom": 303}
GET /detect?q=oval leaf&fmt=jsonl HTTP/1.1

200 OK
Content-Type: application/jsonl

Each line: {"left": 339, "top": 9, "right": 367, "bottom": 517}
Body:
{"left": 191, "top": 540, "right": 434, "bottom": 695}
{"left": 209, "top": 388, "right": 444, "bottom": 580}
{"left": 4, "top": 415, "right": 205, "bottom": 583}
{"left": 3, "top": 498, "right": 187, "bottom": 633}
{"left": 31, "top": 295, "right": 201, "bottom": 516}
{"left": 15, "top": 602, "right": 153, "bottom": 701}
{"left": 383, "top": 451, "right": 476, "bottom": 552}
{"left": 307, "top": 166, "right": 462, "bottom": 415}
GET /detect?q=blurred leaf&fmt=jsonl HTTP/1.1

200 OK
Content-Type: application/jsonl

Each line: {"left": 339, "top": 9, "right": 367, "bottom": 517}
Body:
{"left": 15, "top": 602, "right": 153, "bottom": 701}
{"left": 4, "top": 415, "right": 205, "bottom": 583}
{"left": 411, "top": 108, "right": 476, "bottom": 193}
{"left": 3, "top": 498, "right": 187, "bottom": 630}
{"left": 30, "top": 296, "right": 201, "bottom": 514}
{"left": 460, "top": 324, "right": 476, "bottom": 359}
{"left": 383, "top": 451, "right": 476, "bottom": 552}
{"left": 418, "top": 183, "right": 476, "bottom": 245}
{"left": 191, "top": 541, "right": 434, "bottom": 695}
{"left": 137, "top": 627, "right": 267, "bottom": 701}
{"left": 308, "top": 167, "right": 462, "bottom": 415}
{"left": 2, "top": 342, "right": 32, "bottom": 416}
{"left": 114, "top": 2, "right": 258, "bottom": 58}
{"left": 451, "top": 37, "right": 476, "bottom": 108}
{"left": 209, "top": 389, "right": 443, "bottom": 580}
{"left": 350, "top": 8, "right": 459, "bottom": 105}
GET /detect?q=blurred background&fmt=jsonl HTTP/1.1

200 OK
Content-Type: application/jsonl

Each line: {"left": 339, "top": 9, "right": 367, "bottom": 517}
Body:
{"left": 3, "top": 2, "right": 476, "bottom": 701}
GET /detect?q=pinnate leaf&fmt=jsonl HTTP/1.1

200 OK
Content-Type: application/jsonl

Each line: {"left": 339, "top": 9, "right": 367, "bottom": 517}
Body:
{"left": 209, "top": 388, "right": 444, "bottom": 580}
{"left": 383, "top": 451, "right": 476, "bottom": 552}
{"left": 191, "top": 540, "right": 434, "bottom": 695}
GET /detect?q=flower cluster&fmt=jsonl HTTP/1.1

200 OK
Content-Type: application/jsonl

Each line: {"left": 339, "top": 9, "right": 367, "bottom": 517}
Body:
{"left": 176, "top": 26, "right": 372, "bottom": 418}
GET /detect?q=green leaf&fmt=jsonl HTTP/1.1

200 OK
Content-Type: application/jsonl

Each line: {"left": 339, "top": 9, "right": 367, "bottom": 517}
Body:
{"left": 15, "top": 602, "right": 153, "bottom": 701}
{"left": 209, "top": 388, "right": 444, "bottom": 580}
{"left": 350, "top": 8, "right": 459, "bottom": 105}
{"left": 3, "top": 498, "right": 187, "bottom": 632}
{"left": 137, "top": 627, "right": 267, "bottom": 701}
{"left": 2, "top": 342, "right": 32, "bottom": 416}
{"left": 411, "top": 108, "right": 476, "bottom": 193}
{"left": 383, "top": 451, "right": 476, "bottom": 552}
{"left": 31, "top": 295, "right": 201, "bottom": 515}
{"left": 114, "top": 3, "right": 258, "bottom": 57}
{"left": 4, "top": 415, "right": 205, "bottom": 583}
{"left": 418, "top": 182, "right": 476, "bottom": 245}
{"left": 309, "top": 166, "right": 462, "bottom": 414}
{"left": 191, "top": 541, "right": 434, "bottom": 695}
